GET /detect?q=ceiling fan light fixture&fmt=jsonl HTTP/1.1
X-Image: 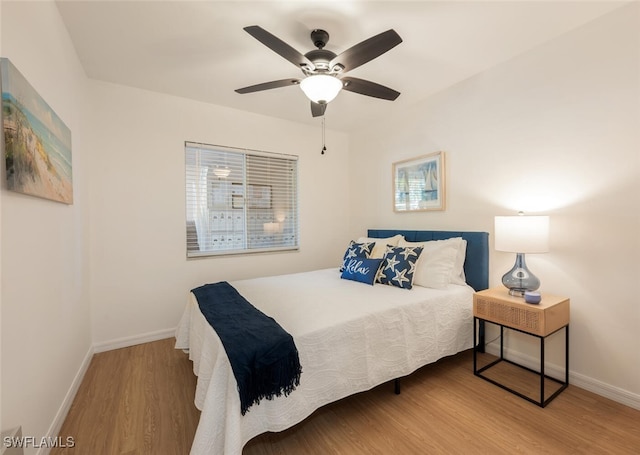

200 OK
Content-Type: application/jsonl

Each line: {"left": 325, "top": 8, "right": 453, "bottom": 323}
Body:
{"left": 300, "top": 74, "right": 342, "bottom": 104}
{"left": 213, "top": 166, "right": 231, "bottom": 178}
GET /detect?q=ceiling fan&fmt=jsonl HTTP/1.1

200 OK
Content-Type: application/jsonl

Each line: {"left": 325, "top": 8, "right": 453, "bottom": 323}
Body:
{"left": 235, "top": 26, "right": 403, "bottom": 117}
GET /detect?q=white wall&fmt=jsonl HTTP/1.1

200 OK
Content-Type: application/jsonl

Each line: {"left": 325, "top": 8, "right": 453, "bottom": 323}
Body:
{"left": 87, "top": 81, "right": 350, "bottom": 346}
{"left": 0, "top": 0, "right": 92, "bottom": 452}
{"left": 348, "top": 3, "right": 640, "bottom": 405}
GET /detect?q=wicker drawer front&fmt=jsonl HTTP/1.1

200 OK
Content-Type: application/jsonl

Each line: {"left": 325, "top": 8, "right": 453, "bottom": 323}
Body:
{"left": 475, "top": 297, "right": 541, "bottom": 333}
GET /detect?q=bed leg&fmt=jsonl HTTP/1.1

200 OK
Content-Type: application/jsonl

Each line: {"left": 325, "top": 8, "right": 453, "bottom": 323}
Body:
{"left": 394, "top": 379, "right": 401, "bottom": 395}
{"left": 476, "top": 319, "right": 486, "bottom": 353}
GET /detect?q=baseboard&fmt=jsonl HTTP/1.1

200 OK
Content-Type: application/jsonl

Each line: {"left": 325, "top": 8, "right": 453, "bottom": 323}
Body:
{"left": 485, "top": 342, "right": 640, "bottom": 410}
{"left": 92, "top": 327, "right": 176, "bottom": 353}
{"left": 37, "top": 345, "right": 94, "bottom": 455}
{"left": 569, "top": 370, "right": 640, "bottom": 410}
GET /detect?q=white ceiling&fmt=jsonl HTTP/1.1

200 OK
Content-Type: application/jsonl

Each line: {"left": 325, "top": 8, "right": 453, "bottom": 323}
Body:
{"left": 55, "top": 0, "right": 625, "bottom": 133}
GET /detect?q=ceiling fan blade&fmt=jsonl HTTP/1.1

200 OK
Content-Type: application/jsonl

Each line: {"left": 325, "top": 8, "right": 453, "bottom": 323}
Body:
{"left": 235, "top": 78, "right": 300, "bottom": 94}
{"left": 311, "top": 102, "right": 327, "bottom": 117}
{"left": 341, "top": 77, "right": 400, "bottom": 101}
{"left": 330, "top": 29, "right": 402, "bottom": 73}
{"left": 244, "top": 25, "right": 314, "bottom": 70}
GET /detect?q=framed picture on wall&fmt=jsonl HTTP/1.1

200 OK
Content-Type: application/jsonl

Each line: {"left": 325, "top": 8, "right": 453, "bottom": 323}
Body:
{"left": 1, "top": 58, "right": 73, "bottom": 204}
{"left": 393, "top": 151, "right": 446, "bottom": 212}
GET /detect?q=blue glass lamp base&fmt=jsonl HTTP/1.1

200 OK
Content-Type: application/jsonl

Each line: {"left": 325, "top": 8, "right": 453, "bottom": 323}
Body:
{"left": 502, "top": 253, "right": 540, "bottom": 297}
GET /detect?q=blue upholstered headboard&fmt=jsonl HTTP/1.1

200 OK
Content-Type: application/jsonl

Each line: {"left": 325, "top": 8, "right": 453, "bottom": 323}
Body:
{"left": 367, "top": 229, "right": 490, "bottom": 291}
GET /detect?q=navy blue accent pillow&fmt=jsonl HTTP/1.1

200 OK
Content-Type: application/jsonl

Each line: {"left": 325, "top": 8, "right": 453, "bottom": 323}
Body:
{"left": 341, "top": 258, "right": 384, "bottom": 285}
{"left": 376, "top": 245, "right": 424, "bottom": 289}
{"left": 340, "top": 241, "right": 375, "bottom": 272}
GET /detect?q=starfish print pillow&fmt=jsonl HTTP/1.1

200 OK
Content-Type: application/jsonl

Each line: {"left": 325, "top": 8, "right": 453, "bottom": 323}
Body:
{"left": 376, "top": 245, "right": 424, "bottom": 289}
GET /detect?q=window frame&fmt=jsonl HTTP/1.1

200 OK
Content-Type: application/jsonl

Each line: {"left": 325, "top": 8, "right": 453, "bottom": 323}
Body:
{"left": 185, "top": 142, "right": 299, "bottom": 258}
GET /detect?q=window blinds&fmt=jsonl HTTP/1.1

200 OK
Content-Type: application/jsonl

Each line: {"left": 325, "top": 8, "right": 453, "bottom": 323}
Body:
{"left": 185, "top": 142, "right": 299, "bottom": 257}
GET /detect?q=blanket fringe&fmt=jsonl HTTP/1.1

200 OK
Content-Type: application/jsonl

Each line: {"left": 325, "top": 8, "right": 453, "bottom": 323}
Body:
{"left": 240, "top": 349, "right": 302, "bottom": 415}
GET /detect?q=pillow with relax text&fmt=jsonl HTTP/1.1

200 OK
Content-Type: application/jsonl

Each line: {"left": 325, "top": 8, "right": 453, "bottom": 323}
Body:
{"left": 376, "top": 245, "right": 423, "bottom": 290}
{"left": 341, "top": 258, "right": 384, "bottom": 285}
{"left": 340, "top": 241, "right": 375, "bottom": 272}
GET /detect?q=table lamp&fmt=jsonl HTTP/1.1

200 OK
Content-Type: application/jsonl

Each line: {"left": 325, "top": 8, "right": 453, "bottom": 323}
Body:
{"left": 494, "top": 214, "right": 549, "bottom": 296}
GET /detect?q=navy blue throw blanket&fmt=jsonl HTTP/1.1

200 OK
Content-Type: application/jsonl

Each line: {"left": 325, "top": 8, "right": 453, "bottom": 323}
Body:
{"left": 191, "top": 281, "right": 302, "bottom": 415}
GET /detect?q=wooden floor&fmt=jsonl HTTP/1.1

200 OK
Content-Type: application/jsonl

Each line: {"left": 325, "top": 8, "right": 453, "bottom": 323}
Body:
{"left": 54, "top": 338, "right": 640, "bottom": 454}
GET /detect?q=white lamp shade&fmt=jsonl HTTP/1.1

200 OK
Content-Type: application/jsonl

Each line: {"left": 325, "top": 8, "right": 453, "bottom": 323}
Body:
{"left": 494, "top": 215, "right": 549, "bottom": 253}
{"left": 300, "top": 75, "right": 342, "bottom": 104}
{"left": 263, "top": 222, "right": 282, "bottom": 234}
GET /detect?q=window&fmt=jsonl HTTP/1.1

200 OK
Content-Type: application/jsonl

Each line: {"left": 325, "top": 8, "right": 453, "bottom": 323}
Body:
{"left": 186, "top": 142, "right": 298, "bottom": 257}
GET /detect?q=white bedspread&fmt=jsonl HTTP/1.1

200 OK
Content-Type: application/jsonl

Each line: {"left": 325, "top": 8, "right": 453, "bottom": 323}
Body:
{"left": 175, "top": 268, "right": 474, "bottom": 454}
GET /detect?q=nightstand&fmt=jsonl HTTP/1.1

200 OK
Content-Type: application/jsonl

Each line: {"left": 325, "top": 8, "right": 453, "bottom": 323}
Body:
{"left": 473, "top": 287, "right": 570, "bottom": 407}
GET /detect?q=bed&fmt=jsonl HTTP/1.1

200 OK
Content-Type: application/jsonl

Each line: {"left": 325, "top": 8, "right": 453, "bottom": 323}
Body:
{"left": 175, "top": 229, "right": 489, "bottom": 454}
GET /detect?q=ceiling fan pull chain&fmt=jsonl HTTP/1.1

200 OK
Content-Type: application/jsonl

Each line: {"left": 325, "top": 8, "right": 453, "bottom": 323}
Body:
{"left": 321, "top": 116, "right": 327, "bottom": 155}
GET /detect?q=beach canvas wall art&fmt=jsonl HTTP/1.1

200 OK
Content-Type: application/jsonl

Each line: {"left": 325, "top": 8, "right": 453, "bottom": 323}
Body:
{"left": 1, "top": 58, "right": 73, "bottom": 204}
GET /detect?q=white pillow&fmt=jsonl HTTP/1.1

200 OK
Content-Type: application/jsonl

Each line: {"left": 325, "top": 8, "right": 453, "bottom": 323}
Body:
{"left": 398, "top": 238, "right": 460, "bottom": 289}
{"left": 449, "top": 238, "right": 468, "bottom": 286}
{"left": 357, "top": 234, "right": 404, "bottom": 259}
